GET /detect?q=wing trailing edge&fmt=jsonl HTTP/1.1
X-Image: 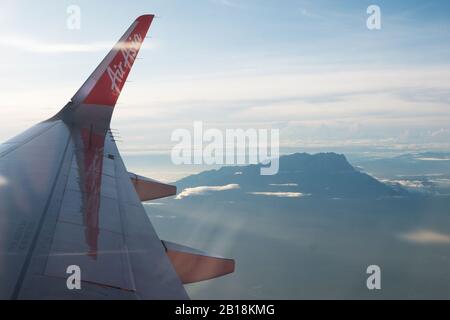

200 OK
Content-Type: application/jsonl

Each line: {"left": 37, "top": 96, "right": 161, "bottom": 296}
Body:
{"left": 162, "top": 241, "right": 235, "bottom": 284}
{"left": 128, "top": 172, "right": 177, "bottom": 201}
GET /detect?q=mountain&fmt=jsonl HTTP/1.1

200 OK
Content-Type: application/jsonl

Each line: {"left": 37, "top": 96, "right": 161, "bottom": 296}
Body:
{"left": 175, "top": 153, "right": 403, "bottom": 199}
{"left": 148, "top": 153, "right": 450, "bottom": 299}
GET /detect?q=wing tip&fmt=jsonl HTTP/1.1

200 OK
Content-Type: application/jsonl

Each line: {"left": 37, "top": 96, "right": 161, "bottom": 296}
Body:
{"left": 71, "top": 14, "right": 155, "bottom": 108}
{"left": 136, "top": 14, "right": 155, "bottom": 23}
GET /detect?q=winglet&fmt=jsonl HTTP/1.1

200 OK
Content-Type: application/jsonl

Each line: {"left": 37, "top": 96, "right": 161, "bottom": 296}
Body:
{"left": 71, "top": 15, "right": 154, "bottom": 107}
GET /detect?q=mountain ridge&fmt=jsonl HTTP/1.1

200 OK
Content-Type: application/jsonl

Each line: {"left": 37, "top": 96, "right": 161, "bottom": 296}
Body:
{"left": 175, "top": 153, "right": 404, "bottom": 199}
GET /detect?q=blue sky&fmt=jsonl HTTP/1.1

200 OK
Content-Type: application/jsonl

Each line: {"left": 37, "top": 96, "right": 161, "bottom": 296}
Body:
{"left": 1, "top": 0, "right": 450, "bottom": 179}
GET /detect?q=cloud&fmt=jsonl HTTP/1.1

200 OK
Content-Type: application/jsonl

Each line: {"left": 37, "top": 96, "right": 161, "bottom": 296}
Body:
{"left": 123, "top": 65, "right": 450, "bottom": 126}
{"left": 0, "top": 36, "right": 112, "bottom": 53}
{"left": 269, "top": 183, "right": 298, "bottom": 187}
{"left": 430, "top": 178, "right": 450, "bottom": 187}
{"left": 298, "top": 8, "right": 321, "bottom": 19}
{"left": 0, "top": 35, "right": 157, "bottom": 53}
{"left": 150, "top": 215, "right": 176, "bottom": 219}
{"left": 389, "top": 180, "right": 424, "bottom": 188}
{"left": 248, "top": 192, "right": 308, "bottom": 198}
{"left": 3, "top": 48, "right": 450, "bottom": 153}
{"left": 399, "top": 230, "right": 450, "bottom": 245}
{"left": 176, "top": 184, "right": 240, "bottom": 199}
{"left": 211, "top": 0, "right": 240, "bottom": 8}
{"left": 94, "top": 67, "right": 443, "bottom": 160}
{"left": 431, "top": 128, "right": 450, "bottom": 137}
{"left": 416, "top": 157, "right": 450, "bottom": 161}
{"left": 0, "top": 175, "right": 8, "bottom": 187}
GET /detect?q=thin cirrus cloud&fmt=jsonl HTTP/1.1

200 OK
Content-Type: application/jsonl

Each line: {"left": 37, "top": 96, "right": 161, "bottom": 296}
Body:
{"left": 0, "top": 35, "right": 157, "bottom": 53}
{"left": 298, "top": 7, "right": 322, "bottom": 19}
{"left": 211, "top": 0, "right": 240, "bottom": 8}
{"left": 0, "top": 36, "right": 112, "bottom": 53}
{"left": 176, "top": 184, "right": 240, "bottom": 199}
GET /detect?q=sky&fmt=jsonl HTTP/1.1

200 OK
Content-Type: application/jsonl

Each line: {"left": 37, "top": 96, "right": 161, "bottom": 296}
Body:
{"left": 1, "top": 0, "right": 450, "bottom": 180}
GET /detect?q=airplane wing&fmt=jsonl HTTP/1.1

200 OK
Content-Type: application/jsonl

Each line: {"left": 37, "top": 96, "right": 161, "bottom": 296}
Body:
{"left": 0, "top": 15, "right": 234, "bottom": 300}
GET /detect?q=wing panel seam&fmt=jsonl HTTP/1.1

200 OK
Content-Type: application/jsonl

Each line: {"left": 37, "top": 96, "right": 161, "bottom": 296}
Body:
{"left": 10, "top": 130, "right": 73, "bottom": 299}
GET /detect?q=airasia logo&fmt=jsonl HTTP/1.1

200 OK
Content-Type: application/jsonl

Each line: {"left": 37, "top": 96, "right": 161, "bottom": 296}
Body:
{"left": 107, "top": 33, "right": 143, "bottom": 95}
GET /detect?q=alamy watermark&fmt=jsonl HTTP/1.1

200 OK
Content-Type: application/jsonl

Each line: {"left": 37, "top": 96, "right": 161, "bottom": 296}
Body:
{"left": 66, "top": 265, "right": 81, "bottom": 290}
{"left": 367, "top": 5, "right": 381, "bottom": 30}
{"left": 366, "top": 265, "right": 381, "bottom": 290}
{"left": 67, "top": 5, "right": 81, "bottom": 30}
{"left": 171, "top": 122, "right": 279, "bottom": 175}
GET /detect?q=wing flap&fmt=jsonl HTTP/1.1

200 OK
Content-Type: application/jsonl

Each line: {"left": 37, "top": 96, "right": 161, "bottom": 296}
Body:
{"left": 162, "top": 241, "right": 235, "bottom": 284}
{"left": 129, "top": 172, "right": 177, "bottom": 201}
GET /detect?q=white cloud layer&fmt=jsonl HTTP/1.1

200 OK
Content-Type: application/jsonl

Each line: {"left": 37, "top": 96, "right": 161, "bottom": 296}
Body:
{"left": 248, "top": 192, "right": 308, "bottom": 198}
{"left": 390, "top": 180, "right": 424, "bottom": 188}
{"left": 2, "top": 43, "right": 450, "bottom": 153}
{"left": 399, "top": 230, "right": 450, "bottom": 245}
{"left": 176, "top": 184, "right": 240, "bottom": 199}
{"left": 416, "top": 157, "right": 450, "bottom": 161}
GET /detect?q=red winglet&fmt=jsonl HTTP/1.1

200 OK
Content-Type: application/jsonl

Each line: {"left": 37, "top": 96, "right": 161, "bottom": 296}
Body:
{"left": 81, "top": 15, "right": 154, "bottom": 106}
